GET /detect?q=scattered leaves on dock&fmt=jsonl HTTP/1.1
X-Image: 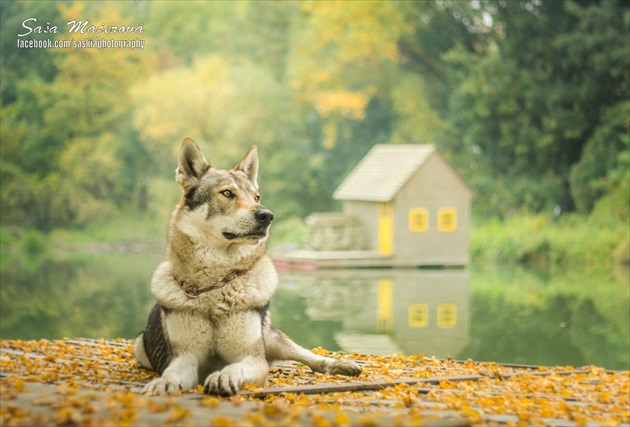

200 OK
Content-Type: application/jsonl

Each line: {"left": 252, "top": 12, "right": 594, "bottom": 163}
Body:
{"left": 1, "top": 338, "right": 628, "bottom": 426}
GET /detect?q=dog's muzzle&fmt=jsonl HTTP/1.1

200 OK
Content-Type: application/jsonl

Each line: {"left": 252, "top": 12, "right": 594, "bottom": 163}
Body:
{"left": 222, "top": 208, "right": 274, "bottom": 241}
{"left": 255, "top": 208, "right": 274, "bottom": 227}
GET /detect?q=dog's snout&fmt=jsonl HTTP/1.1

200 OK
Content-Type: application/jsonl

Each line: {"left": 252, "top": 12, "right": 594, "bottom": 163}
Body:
{"left": 255, "top": 209, "right": 274, "bottom": 226}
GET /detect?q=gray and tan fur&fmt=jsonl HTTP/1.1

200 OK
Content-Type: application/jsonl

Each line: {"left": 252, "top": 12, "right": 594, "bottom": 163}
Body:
{"left": 134, "top": 138, "right": 361, "bottom": 395}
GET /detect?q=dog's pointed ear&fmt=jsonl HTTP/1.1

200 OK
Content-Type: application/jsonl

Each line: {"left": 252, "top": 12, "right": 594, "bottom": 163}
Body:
{"left": 176, "top": 137, "right": 211, "bottom": 189}
{"left": 234, "top": 145, "right": 258, "bottom": 188}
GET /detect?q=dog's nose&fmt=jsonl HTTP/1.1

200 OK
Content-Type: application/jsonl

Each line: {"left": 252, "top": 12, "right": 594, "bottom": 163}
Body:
{"left": 255, "top": 209, "right": 274, "bottom": 226}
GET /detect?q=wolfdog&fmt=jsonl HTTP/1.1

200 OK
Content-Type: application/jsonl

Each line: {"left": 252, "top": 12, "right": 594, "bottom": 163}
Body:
{"left": 134, "top": 138, "right": 362, "bottom": 395}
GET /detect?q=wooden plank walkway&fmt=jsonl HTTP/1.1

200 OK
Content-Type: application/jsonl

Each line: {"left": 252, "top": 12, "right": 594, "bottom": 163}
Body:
{"left": 1, "top": 338, "right": 628, "bottom": 426}
{"left": 272, "top": 249, "right": 469, "bottom": 270}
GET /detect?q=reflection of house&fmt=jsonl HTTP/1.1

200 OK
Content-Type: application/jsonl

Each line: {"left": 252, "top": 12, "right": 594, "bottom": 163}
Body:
{"left": 288, "top": 269, "right": 470, "bottom": 357}
{"left": 333, "top": 144, "right": 473, "bottom": 267}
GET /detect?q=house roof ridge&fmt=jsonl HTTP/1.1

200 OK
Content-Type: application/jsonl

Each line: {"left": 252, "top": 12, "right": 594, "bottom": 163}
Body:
{"left": 333, "top": 144, "right": 436, "bottom": 202}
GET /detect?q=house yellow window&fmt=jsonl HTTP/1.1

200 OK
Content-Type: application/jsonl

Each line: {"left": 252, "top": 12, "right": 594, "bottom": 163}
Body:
{"left": 408, "top": 304, "right": 428, "bottom": 327}
{"left": 409, "top": 208, "right": 429, "bottom": 232}
{"left": 437, "top": 208, "right": 457, "bottom": 232}
{"left": 437, "top": 303, "right": 457, "bottom": 328}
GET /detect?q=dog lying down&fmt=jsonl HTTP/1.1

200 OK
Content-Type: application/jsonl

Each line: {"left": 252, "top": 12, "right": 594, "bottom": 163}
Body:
{"left": 134, "top": 138, "right": 362, "bottom": 395}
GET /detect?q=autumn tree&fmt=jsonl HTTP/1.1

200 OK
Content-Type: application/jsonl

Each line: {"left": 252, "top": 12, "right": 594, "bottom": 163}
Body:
{"left": 3, "top": 0, "right": 627, "bottom": 232}
{"left": 1, "top": 1, "right": 154, "bottom": 228}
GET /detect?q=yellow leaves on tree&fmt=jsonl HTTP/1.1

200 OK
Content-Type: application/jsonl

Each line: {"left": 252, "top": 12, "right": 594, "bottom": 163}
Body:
{"left": 131, "top": 55, "right": 235, "bottom": 161}
{"left": 49, "top": 2, "right": 153, "bottom": 137}
{"left": 289, "top": 1, "right": 443, "bottom": 148}
{"left": 289, "top": 2, "right": 406, "bottom": 126}
{"left": 18, "top": 1, "right": 157, "bottom": 226}
{"left": 297, "top": 1, "right": 410, "bottom": 66}
{"left": 131, "top": 55, "right": 293, "bottom": 171}
{"left": 315, "top": 89, "right": 375, "bottom": 122}
{"left": 289, "top": 1, "right": 409, "bottom": 130}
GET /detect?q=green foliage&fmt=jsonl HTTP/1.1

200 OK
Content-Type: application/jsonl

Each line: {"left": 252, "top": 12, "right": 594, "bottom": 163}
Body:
{"left": 1, "top": 1, "right": 153, "bottom": 230}
{"left": 471, "top": 213, "right": 628, "bottom": 267}
{"left": 268, "top": 216, "right": 309, "bottom": 250}
{"left": 0, "top": 227, "right": 18, "bottom": 249}
{"left": 443, "top": 0, "right": 629, "bottom": 216}
{"left": 570, "top": 102, "right": 630, "bottom": 213}
{"left": 1, "top": 0, "right": 627, "bottom": 251}
{"left": 0, "top": 1, "right": 60, "bottom": 107}
{"left": 19, "top": 229, "right": 47, "bottom": 257}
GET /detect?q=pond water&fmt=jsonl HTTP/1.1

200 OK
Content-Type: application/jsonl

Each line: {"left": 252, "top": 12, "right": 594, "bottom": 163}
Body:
{"left": 1, "top": 250, "right": 628, "bottom": 370}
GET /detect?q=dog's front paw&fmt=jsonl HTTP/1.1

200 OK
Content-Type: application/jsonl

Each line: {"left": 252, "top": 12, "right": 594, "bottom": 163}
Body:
{"left": 203, "top": 372, "right": 241, "bottom": 396}
{"left": 328, "top": 359, "right": 362, "bottom": 377}
{"left": 142, "top": 377, "right": 182, "bottom": 395}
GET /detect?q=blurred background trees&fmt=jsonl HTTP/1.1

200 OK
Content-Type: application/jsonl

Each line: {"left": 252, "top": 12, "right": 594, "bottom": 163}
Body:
{"left": 1, "top": 0, "right": 628, "bottom": 232}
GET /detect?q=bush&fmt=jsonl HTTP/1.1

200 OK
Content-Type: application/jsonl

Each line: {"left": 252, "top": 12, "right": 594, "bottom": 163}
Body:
{"left": 19, "top": 229, "right": 48, "bottom": 257}
{"left": 471, "top": 213, "right": 627, "bottom": 267}
{"left": 268, "top": 216, "right": 308, "bottom": 249}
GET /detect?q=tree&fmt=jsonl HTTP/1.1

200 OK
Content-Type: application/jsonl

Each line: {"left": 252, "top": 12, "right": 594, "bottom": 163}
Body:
{"left": 441, "top": 0, "right": 629, "bottom": 217}
{"left": 1, "top": 1, "right": 154, "bottom": 229}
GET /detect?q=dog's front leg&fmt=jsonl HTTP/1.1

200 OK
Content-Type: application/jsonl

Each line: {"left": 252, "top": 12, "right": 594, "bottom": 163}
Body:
{"left": 203, "top": 311, "right": 268, "bottom": 396}
{"left": 203, "top": 355, "right": 268, "bottom": 396}
{"left": 143, "top": 353, "right": 198, "bottom": 395}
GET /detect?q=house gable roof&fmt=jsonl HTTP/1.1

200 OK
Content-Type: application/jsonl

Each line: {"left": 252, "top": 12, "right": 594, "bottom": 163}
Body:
{"left": 333, "top": 144, "right": 437, "bottom": 202}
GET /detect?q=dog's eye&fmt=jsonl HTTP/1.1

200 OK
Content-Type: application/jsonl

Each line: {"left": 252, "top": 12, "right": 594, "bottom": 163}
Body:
{"left": 221, "top": 190, "right": 233, "bottom": 198}
{"left": 254, "top": 195, "right": 260, "bottom": 203}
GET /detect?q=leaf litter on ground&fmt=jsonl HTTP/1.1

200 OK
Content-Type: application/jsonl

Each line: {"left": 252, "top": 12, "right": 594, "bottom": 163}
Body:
{"left": 1, "top": 338, "right": 628, "bottom": 426}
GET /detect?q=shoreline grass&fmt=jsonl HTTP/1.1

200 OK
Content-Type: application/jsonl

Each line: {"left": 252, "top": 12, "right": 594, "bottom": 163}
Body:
{"left": 2, "top": 211, "right": 627, "bottom": 268}
{"left": 470, "top": 213, "right": 629, "bottom": 268}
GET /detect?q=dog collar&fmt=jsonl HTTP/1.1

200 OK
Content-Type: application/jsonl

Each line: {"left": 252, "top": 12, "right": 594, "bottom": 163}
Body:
{"left": 174, "top": 270, "right": 247, "bottom": 299}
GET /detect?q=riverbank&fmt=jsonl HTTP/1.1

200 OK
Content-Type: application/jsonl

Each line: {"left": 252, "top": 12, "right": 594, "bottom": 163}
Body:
{"left": 469, "top": 187, "right": 629, "bottom": 268}
{"left": 471, "top": 213, "right": 629, "bottom": 267}
{"left": 1, "top": 211, "right": 628, "bottom": 268}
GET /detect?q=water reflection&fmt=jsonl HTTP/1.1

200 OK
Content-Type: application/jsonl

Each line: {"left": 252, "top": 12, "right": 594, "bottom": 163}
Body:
{"left": 276, "top": 270, "right": 469, "bottom": 358}
{"left": 272, "top": 266, "right": 629, "bottom": 370}
{"left": 0, "top": 252, "right": 160, "bottom": 340}
{"left": 1, "top": 251, "right": 627, "bottom": 370}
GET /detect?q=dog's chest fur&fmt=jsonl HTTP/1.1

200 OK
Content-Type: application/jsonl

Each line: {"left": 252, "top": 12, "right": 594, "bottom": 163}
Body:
{"left": 151, "top": 254, "right": 277, "bottom": 313}
{"left": 147, "top": 254, "right": 277, "bottom": 375}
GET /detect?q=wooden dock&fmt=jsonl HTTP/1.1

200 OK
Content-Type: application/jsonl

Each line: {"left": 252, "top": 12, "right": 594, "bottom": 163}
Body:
{"left": 273, "top": 249, "right": 391, "bottom": 271}
{"left": 272, "top": 248, "right": 470, "bottom": 271}
{"left": 1, "top": 338, "right": 628, "bottom": 426}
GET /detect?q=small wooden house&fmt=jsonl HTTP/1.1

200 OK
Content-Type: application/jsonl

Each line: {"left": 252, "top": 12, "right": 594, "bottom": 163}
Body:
{"left": 332, "top": 144, "right": 473, "bottom": 267}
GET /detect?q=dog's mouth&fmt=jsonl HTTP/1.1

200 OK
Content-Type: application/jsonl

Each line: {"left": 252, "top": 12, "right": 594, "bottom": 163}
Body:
{"left": 222, "top": 230, "right": 267, "bottom": 241}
